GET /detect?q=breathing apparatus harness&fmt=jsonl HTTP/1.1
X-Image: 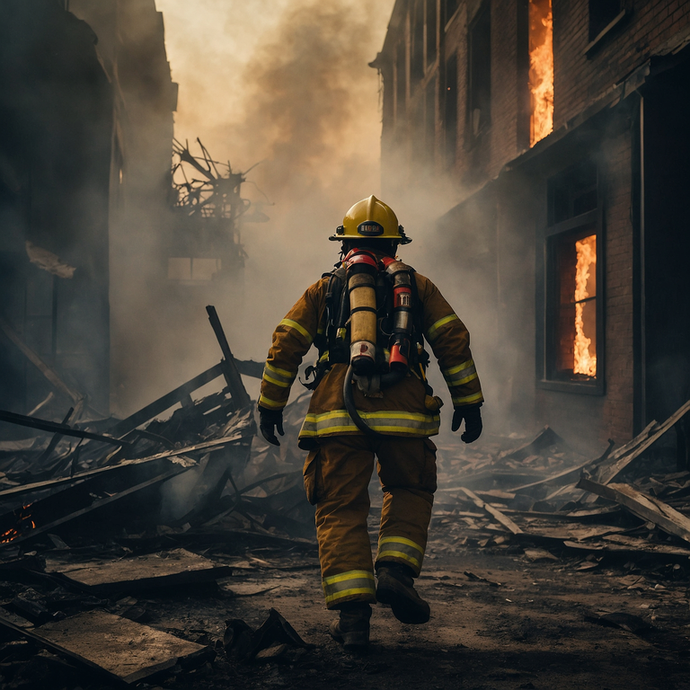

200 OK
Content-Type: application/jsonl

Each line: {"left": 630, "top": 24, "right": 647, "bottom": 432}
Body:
{"left": 302, "top": 248, "right": 441, "bottom": 437}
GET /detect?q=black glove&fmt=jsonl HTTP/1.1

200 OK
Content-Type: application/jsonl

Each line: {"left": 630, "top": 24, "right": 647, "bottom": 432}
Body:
{"left": 258, "top": 406, "right": 284, "bottom": 446}
{"left": 451, "top": 404, "right": 483, "bottom": 443}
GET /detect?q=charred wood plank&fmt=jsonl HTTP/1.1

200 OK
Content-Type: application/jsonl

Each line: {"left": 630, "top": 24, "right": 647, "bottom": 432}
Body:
{"left": 45, "top": 548, "right": 231, "bottom": 595}
{"left": 0, "top": 610, "right": 210, "bottom": 684}
{"left": 594, "top": 401, "right": 690, "bottom": 485}
{"left": 456, "top": 487, "right": 523, "bottom": 535}
{"left": 578, "top": 475, "right": 690, "bottom": 545}
{"left": 0, "top": 409, "right": 130, "bottom": 449}
{"left": 206, "top": 305, "right": 251, "bottom": 409}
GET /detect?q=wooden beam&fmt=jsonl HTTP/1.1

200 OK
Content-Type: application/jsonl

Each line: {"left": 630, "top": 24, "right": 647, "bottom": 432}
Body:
{"left": 456, "top": 487, "right": 523, "bottom": 535}
{"left": 578, "top": 475, "right": 690, "bottom": 545}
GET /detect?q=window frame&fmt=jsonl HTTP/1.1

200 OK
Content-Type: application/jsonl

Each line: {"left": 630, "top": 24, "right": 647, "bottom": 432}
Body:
{"left": 536, "top": 166, "right": 606, "bottom": 396}
{"left": 465, "top": 1, "right": 492, "bottom": 144}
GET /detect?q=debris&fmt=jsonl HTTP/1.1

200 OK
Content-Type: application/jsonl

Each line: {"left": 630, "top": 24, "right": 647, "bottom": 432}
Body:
{"left": 456, "top": 487, "right": 523, "bottom": 535}
{"left": 578, "top": 476, "right": 690, "bottom": 546}
{"left": 223, "top": 608, "right": 310, "bottom": 661}
{"left": 44, "top": 548, "right": 232, "bottom": 595}
{"left": 0, "top": 609, "right": 212, "bottom": 683}
{"left": 585, "top": 611, "right": 652, "bottom": 635}
{"left": 463, "top": 571, "right": 501, "bottom": 587}
{"left": 523, "top": 548, "right": 558, "bottom": 562}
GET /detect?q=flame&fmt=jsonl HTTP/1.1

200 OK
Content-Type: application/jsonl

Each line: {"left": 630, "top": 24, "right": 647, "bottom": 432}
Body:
{"left": 0, "top": 504, "right": 36, "bottom": 544}
{"left": 529, "top": 0, "right": 554, "bottom": 146}
{"left": 573, "top": 235, "right": 596, "bottom": 377}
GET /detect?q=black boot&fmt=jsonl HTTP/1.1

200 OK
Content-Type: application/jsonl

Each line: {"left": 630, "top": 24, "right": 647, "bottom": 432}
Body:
{"left": 376, "top": 563, "right": 430, "bottom": 624}
{"left": 329, "top": 602, "right": 371, "bottom": 652}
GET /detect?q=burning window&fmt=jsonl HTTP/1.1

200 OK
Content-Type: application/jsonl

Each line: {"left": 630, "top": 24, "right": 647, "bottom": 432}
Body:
{"left": 552, "top": 231, "right": 597, "bottom": 380}
{"left": 529, "top": 0, "right": 553, "bottom": 147}
{"left": 540, "top": 161, "right": 602, "bottom": 391}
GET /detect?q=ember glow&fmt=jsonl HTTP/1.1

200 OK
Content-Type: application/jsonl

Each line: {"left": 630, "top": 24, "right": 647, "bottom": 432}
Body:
{"left": 0, "top": 504, "right": 36, "bottom": 544}
{"left": 529, "top": 0, "right": 554, "bottom": 146}
{"left": 573, "top": 235, "right": 597, "bottom": 377}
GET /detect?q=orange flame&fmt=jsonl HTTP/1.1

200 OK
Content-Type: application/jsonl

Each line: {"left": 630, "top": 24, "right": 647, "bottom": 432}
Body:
{"left": 0, "top": 504, "right": 36, "bottom": 544}
{"left": 573, "top": 235, "right": 596, "bottom": 377}
{"left": 529, "top": 0, "right": 554, "bottom": 147}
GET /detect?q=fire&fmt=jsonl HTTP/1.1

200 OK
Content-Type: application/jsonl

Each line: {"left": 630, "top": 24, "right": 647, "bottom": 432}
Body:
{"left": 529, "top": 0, "right": 554, "bottom": 147}
{"left": 573, "top": 235, "right": 596, "bottom": 377}
{"left": 0, "top": 504, "right": 36, "bottom": 544}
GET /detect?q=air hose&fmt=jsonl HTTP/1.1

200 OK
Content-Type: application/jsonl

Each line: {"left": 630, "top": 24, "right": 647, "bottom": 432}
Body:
{"left": 343, "top": 364, "right": 406, "bottom": 437}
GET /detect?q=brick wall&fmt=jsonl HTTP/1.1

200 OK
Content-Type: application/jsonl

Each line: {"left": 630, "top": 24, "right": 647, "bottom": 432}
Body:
{"left": 554, "top": 0, "right": 690, "bottom": 128}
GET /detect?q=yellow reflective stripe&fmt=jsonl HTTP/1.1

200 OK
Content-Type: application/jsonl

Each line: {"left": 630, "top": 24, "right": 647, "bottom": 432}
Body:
{"left": 378, "top": 536, "right": 424, "bottom": 569}
{"left": 452, "top": 392, "right": 484, "bottom": 405}
{"left": 426, "top": 314, "right": 458, "bottom": 342}
{"left": 300, "top": 409, "right": 440, "bottom": 437}
{"left": 322, "top": 570, "right": 376, "bottom": 605}
{"left": 319, "top": 350, "right": 329, "bottom": 363}
{"left": 443, "top": 360, "right": 475, "bottom": 376}
{"left": 280, "top": 318, "right": 313, "bottom": 343}
{"left": 263, "top": 374, "right": 291, "bottom": 388}
{"left": 258, "top": 394, "right": 286, "bottom": 409}
{"left": 446, "top": 371, "right": 478, "bottom": 386}
{"left": 265, "top": 363, "right": 295, "bottom": 379}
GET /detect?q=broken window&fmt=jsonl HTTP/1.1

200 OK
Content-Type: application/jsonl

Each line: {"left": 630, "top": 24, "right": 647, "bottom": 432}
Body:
{"left": 589, "top": 0, "right": 622, "bottom": 41}
{"left": 444, "top": 52, "right": 458, "bottom": 167}
{"left": 426, "top": 0, "right": 437, "bottom": 65}
{"left": 541, "top": 162, "right": 602, "bottom": 391}
{"left": 529, "top": 0, "right": 553, "bottom": 146}
{"left": 467, "top": 2, "right": 491, "bottom": 140}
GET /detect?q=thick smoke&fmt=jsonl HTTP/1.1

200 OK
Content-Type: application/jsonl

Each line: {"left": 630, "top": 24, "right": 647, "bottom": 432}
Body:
{"left": 149, "top": 0, "right": 395, "bottom": 407}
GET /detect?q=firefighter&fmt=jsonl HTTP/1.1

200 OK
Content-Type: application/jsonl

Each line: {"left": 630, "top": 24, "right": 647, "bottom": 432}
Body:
{"left": 258, "top": 195, "right": 483, "bottom": 651}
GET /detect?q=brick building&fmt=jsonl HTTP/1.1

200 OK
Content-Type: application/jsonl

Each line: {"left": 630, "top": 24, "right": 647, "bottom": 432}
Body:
{"left": 0, "top": 0, "right": 176, "bottom": 419}
{"left": 372, "top": 0, "right": 690, "bottom": 450}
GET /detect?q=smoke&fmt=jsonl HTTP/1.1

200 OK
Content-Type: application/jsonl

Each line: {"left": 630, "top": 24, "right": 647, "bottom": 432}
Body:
{"left": 141, "top": 0, "right": 395, "bottom": 409}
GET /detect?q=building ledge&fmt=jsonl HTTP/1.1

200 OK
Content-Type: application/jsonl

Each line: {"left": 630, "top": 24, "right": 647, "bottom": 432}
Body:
{"left": 585, "top": 10, "right": 629, "bottom": 57}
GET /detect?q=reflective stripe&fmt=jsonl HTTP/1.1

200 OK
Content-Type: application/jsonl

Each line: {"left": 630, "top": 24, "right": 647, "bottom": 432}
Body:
{"left": 263, "top": 363, "right": 296, "bottom": 388}
{"left": 378, "top": 536, "right": 424, "bottom": 569}
{"left": 300, "top": 409, "right": 440, "bottom": 437}
{"left": 258, "top": 394, "right": 286, "bottom": 410}
{"left": 322, "top": 569, "right": 376, "bottom": 605}
{"left": 442, "top": 360, "right": 478, "bottom": 387}
{"left": 426, "top": 314, "right": 458, "bottom": 342}
{"left": 279, "top": 318, "right": 313, "bottom": 343}
{"left": 452, "top": 391, "right": 484, "bottom": 406}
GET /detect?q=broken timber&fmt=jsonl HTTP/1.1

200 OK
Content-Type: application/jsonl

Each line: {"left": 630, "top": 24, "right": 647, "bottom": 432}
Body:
{"left": 594, "top": 401, "right": 690, "bottom": 485}
{"left": 456, "top": 487, "right": 523, "bottom": 535}
{"left": 0, "top": 610, "right": 210, "bottom": 684}
{"left": 578, "top": 474, "right": 690, "bottom": 546}
{"left": 44, "top": 548, "right": 231, "bottom": 595}
{"left": 0, "top": 409, "right": 131, "bottom": 449}
{"left": 109, "top": 358, "right": 262, "bottom": 439}
{"left": 206, "top": 305, "right": 252, "bottom": 409}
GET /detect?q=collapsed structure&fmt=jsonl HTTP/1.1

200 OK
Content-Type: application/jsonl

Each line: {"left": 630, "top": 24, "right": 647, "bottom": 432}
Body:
{"left": 372, "top": 0, "right": 690, "bottom": 451}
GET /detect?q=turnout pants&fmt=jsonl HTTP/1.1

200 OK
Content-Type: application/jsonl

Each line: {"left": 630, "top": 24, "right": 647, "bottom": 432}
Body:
{"left": 303, "top": 435, "right": 437, "bottom": 609}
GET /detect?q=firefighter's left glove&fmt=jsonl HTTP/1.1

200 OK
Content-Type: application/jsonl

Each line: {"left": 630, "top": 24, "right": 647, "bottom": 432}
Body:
{"left": 452, "top": 404, "right": 483, "bottom": 444}
{"left": 258, "top": 406, "right": 285, "bottom": 447}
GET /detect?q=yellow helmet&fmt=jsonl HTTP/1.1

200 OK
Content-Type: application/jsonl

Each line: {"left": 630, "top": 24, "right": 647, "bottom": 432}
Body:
{"left": 330, "top": 195, "right": 412, "bottom": 244}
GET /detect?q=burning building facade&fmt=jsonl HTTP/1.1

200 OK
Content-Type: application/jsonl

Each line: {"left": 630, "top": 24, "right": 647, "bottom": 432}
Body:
{"left": 373, "top": 0, "right": 690, "bottom": 449}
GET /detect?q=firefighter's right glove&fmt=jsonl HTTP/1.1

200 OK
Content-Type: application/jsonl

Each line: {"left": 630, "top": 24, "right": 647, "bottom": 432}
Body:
{"left": 258, "top": 406, "right": 284, "bottom": 447}
{"left": 452, "top": 404, "right": 483, "bottom": 444}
